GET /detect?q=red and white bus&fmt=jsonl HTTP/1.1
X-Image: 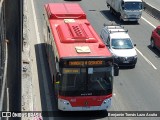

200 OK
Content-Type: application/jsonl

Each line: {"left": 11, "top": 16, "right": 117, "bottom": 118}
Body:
{"left": 43, "top": 3, "right": 119, "bottom": 111}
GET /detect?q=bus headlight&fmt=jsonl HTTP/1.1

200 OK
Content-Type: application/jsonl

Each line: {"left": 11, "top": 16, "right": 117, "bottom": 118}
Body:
{"left": 63, "top": 101, "right": 69, "bottom": 105}
{"left": 60, "top": 99, "right": 70, "bottom": 105}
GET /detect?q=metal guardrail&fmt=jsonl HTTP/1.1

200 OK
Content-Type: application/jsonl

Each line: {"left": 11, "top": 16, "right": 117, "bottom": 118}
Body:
{"left": 0, "top": 1, "right": 9, "bottom": 120}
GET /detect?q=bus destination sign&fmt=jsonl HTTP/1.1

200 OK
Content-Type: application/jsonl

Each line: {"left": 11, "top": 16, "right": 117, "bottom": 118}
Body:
{"left": 62, "top": 60, "right": 111, "bottom": 67}
{"left": 69, "top": 60, "right": 103, "bottom": 66}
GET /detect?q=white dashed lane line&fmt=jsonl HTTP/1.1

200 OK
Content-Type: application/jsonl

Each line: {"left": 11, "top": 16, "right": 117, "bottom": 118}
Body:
{"left": 134, "top": 17, "right": 157, "bottom": 70}
{"left": 135, "top": 48, "right": 157, "bottom": 70}
{"left": 141, "top": 17, "right": 156, "bottom": 28}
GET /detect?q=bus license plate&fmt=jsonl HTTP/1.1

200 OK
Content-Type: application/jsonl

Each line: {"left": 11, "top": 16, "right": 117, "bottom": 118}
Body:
{"left": 82, "top": 106, "right": 90, "bottom": 110}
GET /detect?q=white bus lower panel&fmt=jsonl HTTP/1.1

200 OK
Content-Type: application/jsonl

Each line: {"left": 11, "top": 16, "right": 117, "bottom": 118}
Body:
{"left": 58, "top": 98, "right": 111, "bottom": 111}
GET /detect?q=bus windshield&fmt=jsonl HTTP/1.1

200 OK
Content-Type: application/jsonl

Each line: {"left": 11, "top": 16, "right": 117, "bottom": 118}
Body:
{"left": 59, "top": 67, "right": 113, "bottom": 96}
{"left": 124, "top": 2, "right": 142, "bottom": 10}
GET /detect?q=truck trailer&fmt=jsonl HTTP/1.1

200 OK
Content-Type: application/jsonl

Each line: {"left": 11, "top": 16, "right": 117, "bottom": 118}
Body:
{"left": 106, "top": 0, "right": 143, "bottom": 22}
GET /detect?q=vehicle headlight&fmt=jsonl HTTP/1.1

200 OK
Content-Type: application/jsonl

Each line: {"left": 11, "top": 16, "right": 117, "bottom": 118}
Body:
{"left": 124, "top": 14, "right": 128, "bottom": 18}
{"left": 137, "top": 14, "right": 141, "bottom": 18}
{"left": 134, "top": 55, "right": 137, "bottom": 59}
{"left": 113, "top": 54, "right": 119, "bottom": 59}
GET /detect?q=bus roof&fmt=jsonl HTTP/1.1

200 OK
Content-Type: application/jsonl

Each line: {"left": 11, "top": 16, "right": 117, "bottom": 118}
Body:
{"left": 45, "top": 3, "right": 86, "bottom": 19}
{"left": 44, "top": 3, "right": 112, "bottom": 59}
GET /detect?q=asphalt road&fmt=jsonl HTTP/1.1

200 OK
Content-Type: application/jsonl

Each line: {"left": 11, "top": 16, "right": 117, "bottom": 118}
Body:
{"left": 144, "top": 0, "right": 160, "bottom": 10}
{"left": 27, "top": 0, "right": 160, "bottom": 120}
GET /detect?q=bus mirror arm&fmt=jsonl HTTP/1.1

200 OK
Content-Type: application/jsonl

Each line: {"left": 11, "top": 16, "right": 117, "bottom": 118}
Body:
{"left": 114, "top": 63, "right": 119, "bottom": 76}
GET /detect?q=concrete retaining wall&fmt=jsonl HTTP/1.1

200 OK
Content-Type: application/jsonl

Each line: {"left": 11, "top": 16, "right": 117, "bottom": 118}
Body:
{"left": 0, "top": 1, "right": 8, "bottom": 119}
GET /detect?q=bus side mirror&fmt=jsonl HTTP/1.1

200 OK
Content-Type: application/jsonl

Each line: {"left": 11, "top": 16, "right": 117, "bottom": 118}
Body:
{"left": 56, "top": 73, "right": 61, "bottom": 82}
{"left": 114, "top": 64, "right": 119, "bottom": 76}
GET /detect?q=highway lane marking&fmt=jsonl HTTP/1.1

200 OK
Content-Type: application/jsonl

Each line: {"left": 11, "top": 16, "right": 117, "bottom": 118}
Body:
{"left": 31, "top": 0, "right": 41, "bottom": 44}
{"left": 31, "top": 0, "right": 53, "bottom": 113}
{"left": 135, "top": 48, "right": 157, "bottom": 70}
{"left": 140, "top": 17, "right": 157, "bottom": 70}
{"left": 141, "top": 17, "right": 156, "bottom": 28}
{"left": 145, "top": 2, "right": 160, "bottom": 11}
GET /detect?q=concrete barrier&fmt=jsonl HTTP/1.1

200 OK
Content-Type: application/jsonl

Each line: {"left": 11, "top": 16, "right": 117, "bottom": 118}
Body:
{"left": 0, "top": 1, "right": 9, "bottom": 118}
{"left": 144, "top": 2, "right": 160, "bottom": 20}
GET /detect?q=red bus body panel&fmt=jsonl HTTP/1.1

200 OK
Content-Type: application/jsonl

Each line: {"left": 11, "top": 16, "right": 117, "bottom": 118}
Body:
{"left": 44, "top": 3, "right": 113, "bottom": 111}
{"left": 44, "top": 3, "right": 112, "bottom": 59}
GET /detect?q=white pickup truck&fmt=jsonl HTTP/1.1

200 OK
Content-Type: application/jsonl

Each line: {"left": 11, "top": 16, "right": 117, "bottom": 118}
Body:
{"left": 106, "top": 0, "right": 143, "bottom": 22}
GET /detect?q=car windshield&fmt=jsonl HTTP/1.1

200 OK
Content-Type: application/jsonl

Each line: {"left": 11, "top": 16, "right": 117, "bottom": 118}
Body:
{"left": 124, "top": 2, "right": 142, "bottom": 10}
{"left": 111, "top": 38, "right": 133, "bottom": 49}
